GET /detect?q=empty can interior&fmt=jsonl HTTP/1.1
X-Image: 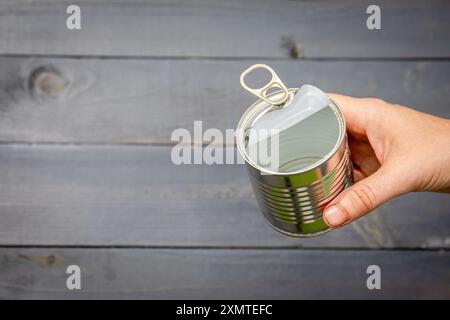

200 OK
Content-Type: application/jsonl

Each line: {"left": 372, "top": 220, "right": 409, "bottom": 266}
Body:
{"left": 237, "top": 89, "right": 345, "bottom": 175}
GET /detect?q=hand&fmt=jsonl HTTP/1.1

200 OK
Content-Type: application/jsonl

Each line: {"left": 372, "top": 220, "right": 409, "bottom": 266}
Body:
{"left": 323, "top": 94, "right": 450, "bottom": 228}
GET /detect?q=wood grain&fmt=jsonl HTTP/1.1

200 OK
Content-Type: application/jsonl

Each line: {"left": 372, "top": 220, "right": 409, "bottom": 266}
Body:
{"left": 0, "top": 0, "right": 449, "bottom": 301}
{"left": 1, "top": 0, "right": 449, "bottom": 58}
{"left": 0, "top": 57, "right": 449, "bottom": 144}
{"left": 1, "top": 248, "right": 448, "bottom": 299}
{"left": 0, "top": 144, "right": 448, "bottom": 248}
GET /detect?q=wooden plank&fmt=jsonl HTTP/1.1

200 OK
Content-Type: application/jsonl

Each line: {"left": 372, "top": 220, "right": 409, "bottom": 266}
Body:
{"left": 0, "top": 57, "right": 449, "bottom": 144}
{"left": 1, "top": 0, "right": 449, "bottom": 58}
{"left": 0, "top": 248, "right": 449, "bottom": 299}
{"left": 0, "top": 144, "right": 448, "bottom": 248}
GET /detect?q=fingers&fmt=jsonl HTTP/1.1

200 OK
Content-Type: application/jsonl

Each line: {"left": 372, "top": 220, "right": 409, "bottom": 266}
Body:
{"left": 322, "top": 94, "right": 407, "bottom": 226}
{"left": 348, "top": 134, "right": 381, "bottom": 176}
{"left": 327, "top": 93, "right": 384, "bottom": 138}
{"left": 323, "top": 167, "right": 402, "bottom": 227}
{"left": 352, "top": 167, "right": 366, "bottom": 182}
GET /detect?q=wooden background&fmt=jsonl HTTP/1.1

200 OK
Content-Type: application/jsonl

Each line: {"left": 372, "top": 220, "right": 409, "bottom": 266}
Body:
{"left": 0, "top": 0, "right": 449, "bottom": 299}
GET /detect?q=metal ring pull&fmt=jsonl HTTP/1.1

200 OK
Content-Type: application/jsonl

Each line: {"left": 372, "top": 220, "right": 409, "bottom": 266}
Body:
{"left": 239, "top": 64, "right": 290, "bottom": 107}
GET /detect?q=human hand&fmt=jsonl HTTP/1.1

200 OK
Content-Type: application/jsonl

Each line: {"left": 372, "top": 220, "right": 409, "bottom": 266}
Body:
{"left": 323, "top": 94, "right": 450, "bottom": 228}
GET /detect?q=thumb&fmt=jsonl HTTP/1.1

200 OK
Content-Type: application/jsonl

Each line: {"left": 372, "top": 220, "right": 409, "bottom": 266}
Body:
{"left": 323, "top": 168, "right": 401, "bottom": 227}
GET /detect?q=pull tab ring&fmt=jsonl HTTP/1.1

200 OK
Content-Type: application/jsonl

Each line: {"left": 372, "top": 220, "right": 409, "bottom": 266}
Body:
{"left": 240, "top": 64, "right": 289, "bottom": 107}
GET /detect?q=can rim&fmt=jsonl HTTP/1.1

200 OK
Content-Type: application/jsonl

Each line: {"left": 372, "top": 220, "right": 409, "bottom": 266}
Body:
{"left": 236, "top": 88, "right": 347, "bottom": 176}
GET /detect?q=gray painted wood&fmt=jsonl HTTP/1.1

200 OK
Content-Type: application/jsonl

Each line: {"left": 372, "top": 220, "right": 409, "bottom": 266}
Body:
{"left": 1, "top": 0, "right": 449, "bottom": 58}
{"left": 0, "top": 1, "right": 448, "bottom": 300}
{"left": 0, "top": 58, "right": 449, "bottom": 144}
{"left": 0, "top": 144, "right": 448, "bottom": 248}
{"left": 0, "top": 248, "right": 449, "bottom": 299}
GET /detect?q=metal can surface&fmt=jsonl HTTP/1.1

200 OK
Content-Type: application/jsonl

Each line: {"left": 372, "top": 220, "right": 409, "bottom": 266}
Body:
{"left": 236, "top": 65, "right": 353, "bottom": 237}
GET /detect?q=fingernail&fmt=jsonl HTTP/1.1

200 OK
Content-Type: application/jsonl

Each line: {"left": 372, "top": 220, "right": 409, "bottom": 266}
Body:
{"left": 324, "top": 205, "right": 347, "bottom": 227}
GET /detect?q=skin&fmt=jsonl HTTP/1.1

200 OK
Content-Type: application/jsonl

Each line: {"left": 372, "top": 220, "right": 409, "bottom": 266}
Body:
{"left": 323, "top": 94, "right": 450, "bottom": 228}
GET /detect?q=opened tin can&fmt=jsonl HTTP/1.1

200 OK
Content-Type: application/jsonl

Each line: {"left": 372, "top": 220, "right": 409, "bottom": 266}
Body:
{"left": 236, "top": 64, "right": 353, "bottom": 237}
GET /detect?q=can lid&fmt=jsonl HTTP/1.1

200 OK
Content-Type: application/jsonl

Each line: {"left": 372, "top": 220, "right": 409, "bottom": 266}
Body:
{"left": 238, "top": 64, "right": 344, "bottom": 174}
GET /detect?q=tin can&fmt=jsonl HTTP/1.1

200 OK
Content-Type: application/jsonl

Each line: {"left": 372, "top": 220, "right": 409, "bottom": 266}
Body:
{"left": 236, "top": 64, "right": 353, "bottom": 237}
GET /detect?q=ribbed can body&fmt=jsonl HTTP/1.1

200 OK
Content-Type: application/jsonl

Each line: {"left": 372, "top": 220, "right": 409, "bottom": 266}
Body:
{"left": 237, "top": 93, "right": 353, "bottom": 237}
{"left": 245, "top": 133, "right": 353, "bottom": 236}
